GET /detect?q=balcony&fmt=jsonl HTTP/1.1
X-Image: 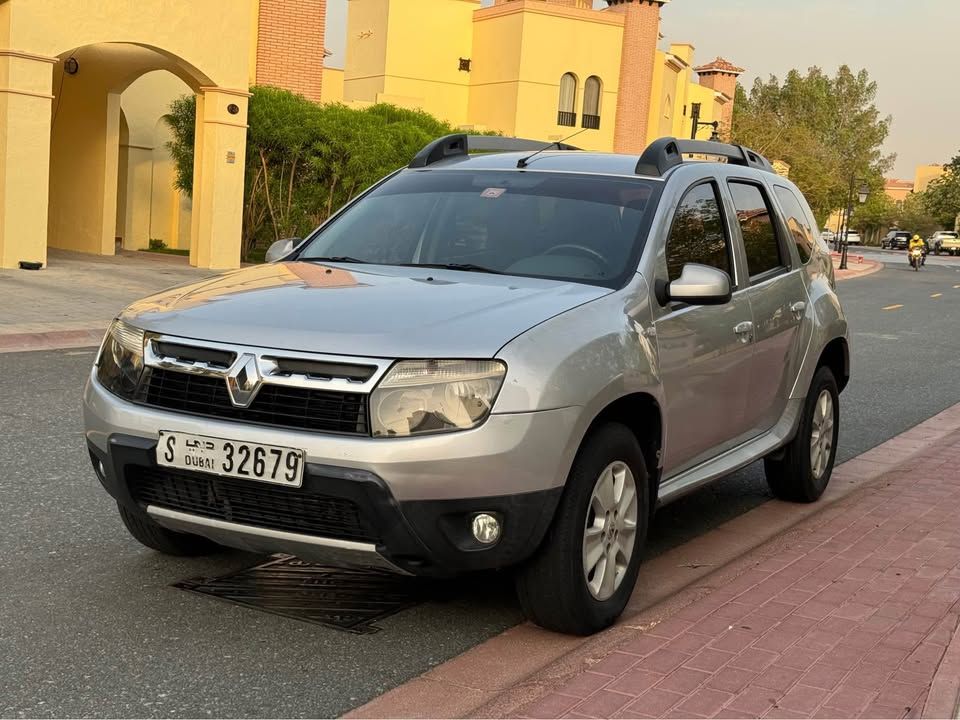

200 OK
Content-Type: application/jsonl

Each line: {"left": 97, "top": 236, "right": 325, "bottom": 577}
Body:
{"left": 582, "top": 114, "right": 600, "bottom": 130}
{"left": 557, "top": 110, "right": 577, "bottom": 127}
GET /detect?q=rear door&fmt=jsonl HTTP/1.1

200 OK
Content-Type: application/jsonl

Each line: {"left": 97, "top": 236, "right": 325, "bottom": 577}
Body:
{"left": 655, "top": 179, "right": 756, "bottom": 477}
{"left": 727, "top": 179, "right": 810, "bottom": 436}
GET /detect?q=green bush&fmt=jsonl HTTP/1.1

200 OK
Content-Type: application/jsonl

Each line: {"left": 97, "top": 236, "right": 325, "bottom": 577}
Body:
{"left": 148, "top": 238, "right": 167, "bottom": 250}
{"left": 166, "top": 87, "right": 485, "bottom": 262}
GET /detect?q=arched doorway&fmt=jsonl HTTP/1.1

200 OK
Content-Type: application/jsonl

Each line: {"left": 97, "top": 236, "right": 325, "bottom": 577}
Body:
{"left": 46, "top": 42, "right": 248, "bottom": 268}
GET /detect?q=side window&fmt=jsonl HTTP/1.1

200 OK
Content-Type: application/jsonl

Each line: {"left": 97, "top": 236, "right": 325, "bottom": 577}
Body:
{"left": 666, "top": 182, "right": 731, "bottom": 282}
{"left": 728, "top": 181, "right": 784, "bottom": 278}
{"left": 774, "top": 185, "right": 816, "bottom": 263}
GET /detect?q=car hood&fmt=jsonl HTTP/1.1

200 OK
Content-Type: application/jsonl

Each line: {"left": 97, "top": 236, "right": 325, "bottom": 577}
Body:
{"left": 120, "top": 261, "right": 610, "bottom": 358}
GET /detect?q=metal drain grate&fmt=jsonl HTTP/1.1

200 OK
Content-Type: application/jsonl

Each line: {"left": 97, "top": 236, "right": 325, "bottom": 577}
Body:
{"left": 173, "top": 555, "right": 426, "bottom": 634}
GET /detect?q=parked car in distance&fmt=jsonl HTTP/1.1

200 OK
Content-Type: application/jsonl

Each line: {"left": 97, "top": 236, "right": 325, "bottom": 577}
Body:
{"left": 844, "top": 230, "right": 862, "bottom": 245}
{"left": 83, "top": 135, "right": 850, "bottom": 636}
{"left": 930, "top": 230, "right": 960, "bottom": 255}
{"left": 821, "top": 229, "right": 835, "bottom": 244}
{"left": 881, "top": 230, "right": 911, "bottom": 250}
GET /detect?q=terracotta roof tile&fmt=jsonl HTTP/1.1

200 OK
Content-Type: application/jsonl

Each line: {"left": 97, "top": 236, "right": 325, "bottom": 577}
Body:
{"left": 694, "top": 57, "right": 745, "bottom": 75}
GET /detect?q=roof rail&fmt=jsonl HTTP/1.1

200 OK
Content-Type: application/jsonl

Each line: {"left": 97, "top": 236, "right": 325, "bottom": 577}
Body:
{"left": 408, "top": 133, "right": 581, "bottom": 169}
{"left": 635, "top": 137, "right": 774, "bottom": 176}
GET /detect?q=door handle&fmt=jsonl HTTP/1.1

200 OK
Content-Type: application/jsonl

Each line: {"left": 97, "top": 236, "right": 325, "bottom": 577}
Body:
{"left": 734, "top": 321, "right": 754, "bottom": 343}
{"left": 790, "top": 301, "right": 806, "bottom": 318}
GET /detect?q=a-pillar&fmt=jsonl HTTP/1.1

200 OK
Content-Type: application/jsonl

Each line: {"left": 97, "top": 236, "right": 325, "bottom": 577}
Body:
{"left": 607, "top": 0, "right": 669, "bottom": 155}
{"left": 0, "top": 50, "right": 56, "bottom": 268}
{"left": 189, "top": 87, "right": 249, "bottom": 270}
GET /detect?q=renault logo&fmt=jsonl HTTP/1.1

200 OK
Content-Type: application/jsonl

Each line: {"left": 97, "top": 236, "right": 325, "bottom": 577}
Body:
{"left": 225, "top": 353, "right": 262, "bottom": 408}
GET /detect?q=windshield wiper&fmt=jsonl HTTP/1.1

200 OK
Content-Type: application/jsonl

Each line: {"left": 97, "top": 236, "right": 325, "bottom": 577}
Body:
{"left": 302, "top": 256, "right": 369, "bottom": 264}
{"left": 402, "top": 262, "right": 504, "bottom": 275}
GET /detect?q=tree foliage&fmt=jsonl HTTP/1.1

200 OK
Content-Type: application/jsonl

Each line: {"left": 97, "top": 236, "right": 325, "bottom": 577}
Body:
{"left": 731, "top": 66, "right": 894, "bottom": 224}
{"left": 920, "top": 154, "right": 960, "bottom": 229}
{"left": 165, "top": 86, "right": 476, "bottom": 261}
{"left": 898, "top": 193, "right": 942, "bottom": 237}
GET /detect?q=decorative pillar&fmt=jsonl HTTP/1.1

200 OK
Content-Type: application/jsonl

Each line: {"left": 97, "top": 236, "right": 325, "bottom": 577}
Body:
{"left": 606, "top": 0, "right": 669, "bottom": 154}
{"left": 0, "top": 50, "right": 56, "bottom": 268}
{"left": 189, "top": 87, "right": 249, "bottom": 270}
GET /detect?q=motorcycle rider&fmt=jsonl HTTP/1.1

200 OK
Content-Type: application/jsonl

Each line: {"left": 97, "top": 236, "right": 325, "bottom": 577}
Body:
{"left": 909, "top": 234, "right": 926, "bottom": 267}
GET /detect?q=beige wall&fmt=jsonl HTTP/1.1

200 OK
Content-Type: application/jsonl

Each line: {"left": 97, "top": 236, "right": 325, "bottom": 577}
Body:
{"left": 345, "top": 0, "right": 476, "bottom": 125}
{"left": 116, "top": 70, "right": 192, "bottom": 251}
{"left": 915, "top": 164, "right": 945, "bottom": 193}
{"left": 0, "top": 0, "right": 252, "bottom": 269}
{"left": 322, "top": 67, "right": 345, "bottom": 104}
{"left": 344, "top": 0, "right": 391, "bottom": 103}
{"left": 511, "top": 3, "right": 621, "bottom": 151}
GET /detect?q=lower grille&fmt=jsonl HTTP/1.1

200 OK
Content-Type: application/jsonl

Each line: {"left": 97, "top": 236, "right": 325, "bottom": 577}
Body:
{"left": 141, "top": 368, "right": 369, "bottom": 435}
{"left": 129, "top": 466, "right": 376, "bottom": 542}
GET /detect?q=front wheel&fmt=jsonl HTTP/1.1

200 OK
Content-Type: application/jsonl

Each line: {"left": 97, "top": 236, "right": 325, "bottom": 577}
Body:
{"left": 515, "top": 423, "right": 649, "bottom": 635}
{"left": 764, "top": 366, "right": 839, "bottom": 503}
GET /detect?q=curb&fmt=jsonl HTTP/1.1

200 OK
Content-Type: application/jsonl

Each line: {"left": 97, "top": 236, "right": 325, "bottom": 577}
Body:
{"left": 346, "top": 401, "right": 960, "bottom": 719}
{"left": 0, "top": 327, "right": 105, "bottom": 354}
{"left": 924, "top": 621, "right": 960, "bottom": 718}
{"left": 834, "top": 257, "right": 883, "bottom": 281}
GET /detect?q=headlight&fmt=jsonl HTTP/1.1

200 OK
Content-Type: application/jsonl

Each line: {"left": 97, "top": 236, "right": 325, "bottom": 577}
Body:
{"left": 370, "top": 360, "right": 506, "bottom": 437}
{"left": 96, "top": 320, "right": 145, "bottom": 400}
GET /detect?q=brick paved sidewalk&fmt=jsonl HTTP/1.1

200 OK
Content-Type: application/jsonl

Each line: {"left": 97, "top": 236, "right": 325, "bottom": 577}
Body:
{"left": 521, "top": 431, "right": 960, "bottom": 720}
{"left": 0, "top": 248, "right": 211, "bottom": 352}
{"left": 832, "top": 255, "right": 882, "bottom": 281}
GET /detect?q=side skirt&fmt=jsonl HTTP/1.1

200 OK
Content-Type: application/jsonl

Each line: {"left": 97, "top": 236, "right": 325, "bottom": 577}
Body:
{"left": 656, "top": 398, "right": 803, "bottom": 507}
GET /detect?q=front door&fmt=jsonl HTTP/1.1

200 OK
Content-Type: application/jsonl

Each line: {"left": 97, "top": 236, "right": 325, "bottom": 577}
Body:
{"left": 655, "top": 180, "right": 756, "bottom": 478}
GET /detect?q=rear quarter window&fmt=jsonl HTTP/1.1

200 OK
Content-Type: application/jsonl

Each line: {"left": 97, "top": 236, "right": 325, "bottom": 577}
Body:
{"left": 774, "top": 185, "right": 817, "bottom": 263}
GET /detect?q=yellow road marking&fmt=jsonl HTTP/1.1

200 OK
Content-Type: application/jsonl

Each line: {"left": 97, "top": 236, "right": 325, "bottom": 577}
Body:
{"left": 882, "top": 304, "right": 904, "bottom": 310}
{"left": 931, "top": 293, "right": 943, "bottom": 298}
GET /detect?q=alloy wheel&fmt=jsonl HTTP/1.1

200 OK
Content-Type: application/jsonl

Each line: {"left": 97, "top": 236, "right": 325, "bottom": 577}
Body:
{"left": 582, "top": 461, "right": 639, "bottom": 601}
{"left": 809, "top": 389, "right": 835, "bottom": 479}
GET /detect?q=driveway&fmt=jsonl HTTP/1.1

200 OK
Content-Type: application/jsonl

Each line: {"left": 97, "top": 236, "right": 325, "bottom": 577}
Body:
{"left": 0, "top": 249, "right": 213, "bottom": 336}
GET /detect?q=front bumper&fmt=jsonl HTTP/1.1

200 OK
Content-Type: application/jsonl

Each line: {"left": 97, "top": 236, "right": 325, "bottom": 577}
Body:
{"left": 83, "top": 373, "right": 576, "bottom": 575}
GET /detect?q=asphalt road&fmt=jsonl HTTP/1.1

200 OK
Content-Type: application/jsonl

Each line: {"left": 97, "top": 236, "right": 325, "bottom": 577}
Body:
{"left": 2, "top": 261, "right": 959, "bottom": 718}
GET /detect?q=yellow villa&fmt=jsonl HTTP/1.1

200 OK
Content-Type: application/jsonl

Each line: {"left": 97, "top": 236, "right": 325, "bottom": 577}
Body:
{"left": 330, "top": 0, "right": 741, "bottom": 155}
{"left": 0, "top": 0, "right": 740, "bottom": 271}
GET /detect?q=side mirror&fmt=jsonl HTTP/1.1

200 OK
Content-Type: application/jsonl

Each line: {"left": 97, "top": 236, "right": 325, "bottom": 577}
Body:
{"left": 660, "top": 263, "right": 732, "bottom": 306}
{"left": 264, "top": 238, "right": 300, "bottom": 263}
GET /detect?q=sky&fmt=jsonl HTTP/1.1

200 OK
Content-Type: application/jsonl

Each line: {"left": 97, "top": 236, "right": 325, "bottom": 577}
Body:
{"left": 324, "top": 0, "right": 956, "bottom": 179}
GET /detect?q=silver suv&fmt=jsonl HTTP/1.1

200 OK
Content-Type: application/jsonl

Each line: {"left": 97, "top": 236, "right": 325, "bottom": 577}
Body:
{"left": 83, "top": 136, "right": 849, "bottom": 635}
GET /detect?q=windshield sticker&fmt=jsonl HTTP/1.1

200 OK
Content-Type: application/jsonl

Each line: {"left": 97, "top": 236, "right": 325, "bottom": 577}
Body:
{"left": 481, "top": 187, "right": 506, "bottom": 199}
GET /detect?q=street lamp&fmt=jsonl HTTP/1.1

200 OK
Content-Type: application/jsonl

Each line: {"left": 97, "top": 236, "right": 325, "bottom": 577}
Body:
{"left": 839, "top": 180, "right": 870, "bottom": 270}
{"left": 690, "top": 102, "right": 721, "bottom": 141}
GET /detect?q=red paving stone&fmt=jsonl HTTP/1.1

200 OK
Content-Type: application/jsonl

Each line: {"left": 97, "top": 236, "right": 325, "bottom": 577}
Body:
{"left": 527, "top": 429, "right": 960, "bottom": 719}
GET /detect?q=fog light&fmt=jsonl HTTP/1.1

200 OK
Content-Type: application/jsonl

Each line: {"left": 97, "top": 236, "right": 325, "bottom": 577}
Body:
{"left": 471, "top": 513, "right": 501, "bottom": 545}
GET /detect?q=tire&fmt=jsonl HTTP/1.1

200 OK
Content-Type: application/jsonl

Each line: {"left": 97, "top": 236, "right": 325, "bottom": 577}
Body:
{"left": 764, "top": 366, "right": 839, "bottom": 503}
{"left": 117, "top": 502, "right": 220, "bottom": 556}
{"left": 515, "top": 423, "right": 649, "bottom": 635}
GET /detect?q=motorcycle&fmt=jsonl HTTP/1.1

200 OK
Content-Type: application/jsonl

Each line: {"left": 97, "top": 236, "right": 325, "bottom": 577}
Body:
{"left": 909, "top": 246, "right": 924, "bottom": 271}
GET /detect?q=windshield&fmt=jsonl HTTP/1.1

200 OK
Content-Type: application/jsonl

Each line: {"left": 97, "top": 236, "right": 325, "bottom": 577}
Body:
{"left": 296, "top": 169, "right": 661, "bottom": 288}
{"left": 939, "top": 232, "right": 958, "bottom": 239}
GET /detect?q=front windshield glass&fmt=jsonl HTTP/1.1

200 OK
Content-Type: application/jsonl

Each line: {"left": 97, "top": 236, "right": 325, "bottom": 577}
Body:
{"left": 940, "top": 232, "right": 958, "bottom": 239}
{"left": 297, "top": 170, "right": 660, "bottom": 287}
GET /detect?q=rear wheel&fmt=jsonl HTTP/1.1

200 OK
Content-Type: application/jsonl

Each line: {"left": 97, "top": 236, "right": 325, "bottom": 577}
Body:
{"left": 764, "top": 366, "right": 839, "bottom": 503}
{"left": 117, "top": 503, "right": 220, "bottom": 556}
{"left": 515, "top": 423, "right": 649, "bottom": 635}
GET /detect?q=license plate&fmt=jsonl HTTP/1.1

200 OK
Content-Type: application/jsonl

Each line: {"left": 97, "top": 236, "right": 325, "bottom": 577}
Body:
{"left": 157, "top": 431, "right": 304, "bottom": 487}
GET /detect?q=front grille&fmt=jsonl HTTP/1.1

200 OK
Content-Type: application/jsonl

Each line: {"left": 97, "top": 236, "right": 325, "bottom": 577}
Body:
{"left": 129, "top": 466, "right": 376, "bottom": 542}
{"left": 140, "top": 368, "right": 369, "bottom": 435}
